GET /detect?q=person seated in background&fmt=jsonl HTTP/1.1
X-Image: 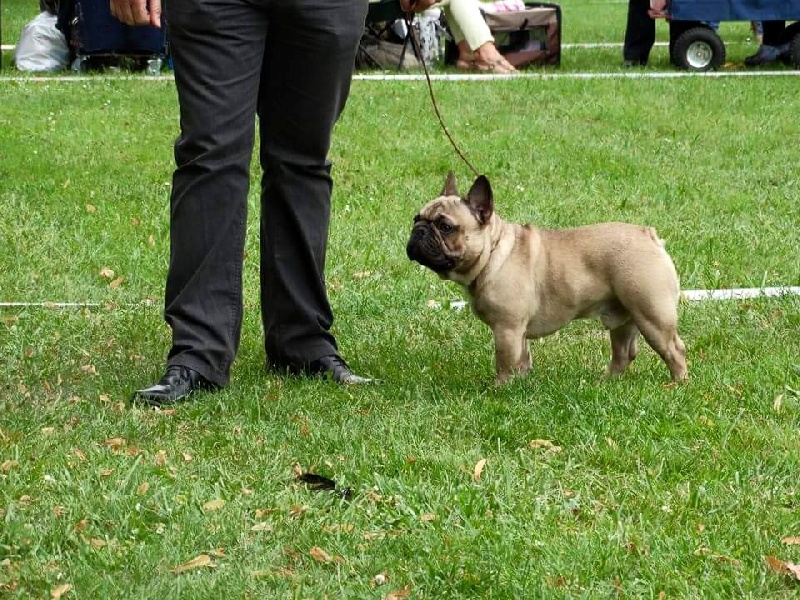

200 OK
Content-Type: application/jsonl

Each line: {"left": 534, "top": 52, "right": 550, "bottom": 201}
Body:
{"left": 745, "top": 20, "right": 791, "bottom": 66}
{"left": 401, "top": 0, "right": 517, "bottom": 73}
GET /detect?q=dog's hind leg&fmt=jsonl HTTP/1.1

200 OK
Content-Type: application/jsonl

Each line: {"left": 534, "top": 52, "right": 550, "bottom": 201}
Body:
{"left": 607, "top": 320, "right": 639, "bottom": 376}
{"left": 632, "top": 313, "right": 688, "bottom": 381}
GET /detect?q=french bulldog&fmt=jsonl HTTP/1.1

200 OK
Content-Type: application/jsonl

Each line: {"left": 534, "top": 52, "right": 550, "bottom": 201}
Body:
{"left": 406, "top": 172, "right": 688, "bottom": 384}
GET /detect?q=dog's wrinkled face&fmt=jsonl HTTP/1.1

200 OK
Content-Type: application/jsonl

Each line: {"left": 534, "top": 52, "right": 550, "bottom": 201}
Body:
{"left": 406, "top": 172, "right": 494, "bottom": 278}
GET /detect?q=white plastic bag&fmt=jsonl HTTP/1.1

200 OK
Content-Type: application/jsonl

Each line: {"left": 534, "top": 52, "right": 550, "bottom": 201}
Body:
{"left": 14, "top": 12, "right": 70, "bottom": 72}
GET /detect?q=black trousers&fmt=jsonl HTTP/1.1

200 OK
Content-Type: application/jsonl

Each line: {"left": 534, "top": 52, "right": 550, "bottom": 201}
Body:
{"left": 761, "top": 20, "right": 787, "bottom": 46}
{"left": 163, "top": 0, "right": 368, "bottom": 386}
{"left": 623, "top": 0, "right": 682, "bottom": 64}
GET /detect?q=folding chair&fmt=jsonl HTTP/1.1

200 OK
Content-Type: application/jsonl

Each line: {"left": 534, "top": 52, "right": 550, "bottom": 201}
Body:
{"left": 358, "top": 0, "right": 421, "bottom": 70}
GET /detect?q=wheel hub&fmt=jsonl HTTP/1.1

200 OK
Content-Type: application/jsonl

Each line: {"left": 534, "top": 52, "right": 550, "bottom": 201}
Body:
{"left": 687, "top": 41, "right": 713, "bottom": 69}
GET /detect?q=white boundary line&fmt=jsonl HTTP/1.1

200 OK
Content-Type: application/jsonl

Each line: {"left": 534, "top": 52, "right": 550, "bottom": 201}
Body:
{"left": 0, "top": 301, "right": 157, "bottom": 308}
{"left": 2, "top": 288, "right": 799, "bottom": 310}
{"left": 2, "top": 70, "right": 798, "bottom": 83}
{"left": 0, "top": 70, "right": 800, "bottom": 83}
{"left": 352, "top": 70, "right": 800, "bottom": 81}
{"left": 440, "top": 287, "right": 800, "bottom": 310}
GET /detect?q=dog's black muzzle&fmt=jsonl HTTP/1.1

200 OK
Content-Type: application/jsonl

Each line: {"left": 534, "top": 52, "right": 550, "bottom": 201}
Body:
{"left": 406, "top": 223, "right": 456, "bottom": 273}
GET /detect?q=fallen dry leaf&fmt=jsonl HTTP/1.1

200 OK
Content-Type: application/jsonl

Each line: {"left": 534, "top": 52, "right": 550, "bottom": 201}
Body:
{"left": 154, "top": 450, "right": 167, "bottom": 466}
{"left": 41, "top": 427, "right": 56, "bottom": 435}
{"left": 109, "top": 277, "right": 124, "bottom": 289}
{"left": 1, "top": 460, "right": 19, "bottom": 472}
{"left": 322, "top": 523, "right": 354, "bottom": 534}
{"left": 420, "top": 513, "right": 436, "bottom": 522}
{"left": 694, "top": 547, "right": 741, "bottom": 566}
{"left": 98, "top": 469, "right": 114, "bottom": 477}
{"left": 385, "top": 585, "right": 411, "bottom": 599}
{"left": 103, "top": 437, "right": 126, "bottom": 451}
{"left": 250, "top": 522, "right": 272, "bottom": 532}
{"left": 50, "top": 583, "right": 72, "bottom": 599}
{"left": 782, "top": 536, "right": 800, "bottom": 546}
{"left": 99, "top": 267, "right": 115, "bottom": 280}
{"left": 171, "top": 554, "right": 215, "bottom": 574}
{"left": 74, "top": 519, "right": 88, "bottom": 532}
{"left": 473, "top": 458, "right": 487, "bottom": 481}
{"left": 85, "top": 204, "right": 96, "bottom": 213}
{"left": 309, "top": 546, "right": 332, "bottom": 563}
{"left": 90, "top": 538, "right": 107, "bottom": 548}
{"left": 137, "top": 482, "right": 150, "bottom": 496}
{"left": 764, "top": 555, "right": 800, "bottom": 580}
{"left": 529, "top": 439, "right": 556, "bottom": 449}
{"left": 289, "top": 505, "right": 308, "bottom": 518}
{"left": 203, "top": 499, "right": 226, "bottom": 511}
{"left": 80, "top": 364, "right": 98, "bottom": 376}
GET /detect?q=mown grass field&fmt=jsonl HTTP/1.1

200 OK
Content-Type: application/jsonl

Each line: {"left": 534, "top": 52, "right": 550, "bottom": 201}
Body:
{"left": 2, "top": 0, "right": 800, "bottom": 598}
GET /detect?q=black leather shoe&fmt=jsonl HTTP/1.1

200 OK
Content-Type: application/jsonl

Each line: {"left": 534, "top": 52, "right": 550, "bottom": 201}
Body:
{"left": 270, "top": 354, "right": 374, "bottom": 384}
{"left": 622, "top": 58, "right": 647, "bottom": 67}
{"left": 131, "top": 365, "right": 217, "bottom": 407}
{"left": 744, "top": 44, "right": 781, "bottom": 66}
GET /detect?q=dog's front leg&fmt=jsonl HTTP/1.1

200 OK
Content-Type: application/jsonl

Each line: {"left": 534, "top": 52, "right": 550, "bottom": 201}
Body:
{"left": 492, "top": 325, "right": 528, "bottom": 384}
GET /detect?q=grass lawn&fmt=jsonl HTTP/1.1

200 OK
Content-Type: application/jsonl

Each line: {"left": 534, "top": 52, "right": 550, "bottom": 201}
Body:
{"left": 2, "top": 1, "right": 800, "bottom": 598}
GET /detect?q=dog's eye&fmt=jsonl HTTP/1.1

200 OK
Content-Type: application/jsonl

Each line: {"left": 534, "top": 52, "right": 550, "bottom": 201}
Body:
{"left": 437, "top": 221, "right": 455, "bottom": 234}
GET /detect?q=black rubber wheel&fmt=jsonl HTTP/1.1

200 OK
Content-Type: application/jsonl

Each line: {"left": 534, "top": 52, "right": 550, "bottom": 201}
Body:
{"left": 672, "top": 27, "right": 725, "bottom": 71}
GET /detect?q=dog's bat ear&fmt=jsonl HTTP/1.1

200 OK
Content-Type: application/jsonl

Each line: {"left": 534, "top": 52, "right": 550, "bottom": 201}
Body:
{"left": 442, "top": 171, "right": 459, "bottom": 197}
{"left": 465, "top": 175, "right": 493, "bottom": 225}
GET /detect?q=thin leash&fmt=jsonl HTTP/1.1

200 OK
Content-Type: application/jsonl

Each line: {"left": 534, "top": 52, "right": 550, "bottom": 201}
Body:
{"left": 402, "top": 7, "right": 481, "bottom": 178}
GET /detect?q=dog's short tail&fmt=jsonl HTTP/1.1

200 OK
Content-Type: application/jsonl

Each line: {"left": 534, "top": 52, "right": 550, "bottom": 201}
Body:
{"left": 646, "top": 226, "right": 666, "bottom": 247}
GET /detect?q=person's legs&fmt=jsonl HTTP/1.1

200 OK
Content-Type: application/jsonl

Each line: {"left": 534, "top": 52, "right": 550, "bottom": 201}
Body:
{"left": 761, "top": 20, "right": 787, "bottom": 46}
{"left": 443, "top": 0, "right": 515, "bottom": 71}
{"left": 443, "top": 0, "right": 492, "bottom": 51}
{"left": 160, "top": 0, "right": 269, "bottom": 387}
{"left": 745, "top": 20, "right": 788, "bottom": 66}
{"left": 258, "top": 0, "right": 368, "bottom": 369}
{"left": 623, "top": 0, "right": 655, "bottom": 65}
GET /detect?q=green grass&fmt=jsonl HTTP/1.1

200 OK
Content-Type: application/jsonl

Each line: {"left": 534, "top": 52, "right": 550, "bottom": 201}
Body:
{"left": 2, "top": 2, "right": 800, "bottom": 598}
